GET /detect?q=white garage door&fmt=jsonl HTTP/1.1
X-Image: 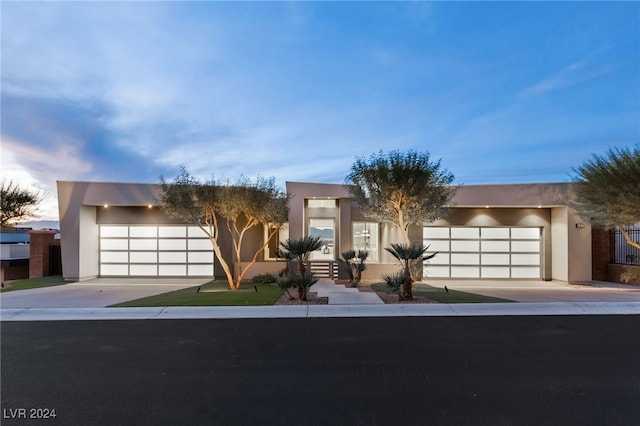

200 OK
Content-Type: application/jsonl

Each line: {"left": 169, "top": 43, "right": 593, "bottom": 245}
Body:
{"left": 423, "top": 227, "right": 541, "bottom": 279}
{"left": 100, "top": 225, "right": 214, "bottom": 277}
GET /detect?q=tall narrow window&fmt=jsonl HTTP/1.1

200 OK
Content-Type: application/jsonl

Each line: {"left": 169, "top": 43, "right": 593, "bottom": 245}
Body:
{"left": 265, "top": 223, "right": 289, "bottom": 260}
{"left": 352, "top": 222, "right": 379, "bottom": 262}
{"left": 309, "top": 218, "right": 334, "bottom": 260}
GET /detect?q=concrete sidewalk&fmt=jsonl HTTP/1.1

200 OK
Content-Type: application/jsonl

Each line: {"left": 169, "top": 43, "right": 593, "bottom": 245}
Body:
{"left": 311, "top": 280, "right": 384, "bottom": 305}
{"left": 2, "top": 301, "right": 640, "bottom": 321}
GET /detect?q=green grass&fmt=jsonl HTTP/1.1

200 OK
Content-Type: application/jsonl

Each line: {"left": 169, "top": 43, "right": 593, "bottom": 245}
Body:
{"left": 0, "top": 275, "right": 71, "bottom": 293}
{"left": 110, "top": 281, "right": 284, "bottom": 307}
{"left": 370, "top": 282, "right": 514, "bottom": 303}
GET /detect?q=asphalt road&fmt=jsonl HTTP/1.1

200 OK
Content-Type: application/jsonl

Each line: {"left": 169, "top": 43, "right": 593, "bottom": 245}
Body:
{"left": 2, "top": 316, "right": 639, "bottom": 426}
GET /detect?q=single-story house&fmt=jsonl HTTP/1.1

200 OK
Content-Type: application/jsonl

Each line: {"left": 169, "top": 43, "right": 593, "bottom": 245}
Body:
{"left": 57, "top": 180, "right": 592, "bottom": 283}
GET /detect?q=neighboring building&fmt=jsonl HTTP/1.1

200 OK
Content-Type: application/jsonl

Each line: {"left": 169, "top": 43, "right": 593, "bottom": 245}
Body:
{"left": 0, "top": 228, "right": 31, "bottom": 282}
{"left": 57, "top": 180, "right": 592, "bottom": 283}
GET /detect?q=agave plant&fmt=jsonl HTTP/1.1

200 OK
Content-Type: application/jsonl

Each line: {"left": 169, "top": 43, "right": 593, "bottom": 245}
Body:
{"left": 385, "top": 243, "right": 437, "bottom": 300}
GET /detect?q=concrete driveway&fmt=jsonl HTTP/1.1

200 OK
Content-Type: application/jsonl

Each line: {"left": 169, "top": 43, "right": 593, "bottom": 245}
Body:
{"left": 0, "top": 278, "right": 208, "bottom": 309}
{"left": 425, "top": 279, "right": 640, "bottom": 302}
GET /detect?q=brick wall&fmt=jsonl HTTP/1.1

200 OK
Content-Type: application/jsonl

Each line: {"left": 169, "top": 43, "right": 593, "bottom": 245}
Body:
{"left": 28, "top": 230, "right": 57, "bottom": 278}
{"left": 591, "top": 229, "right": 611, "bottom": 281}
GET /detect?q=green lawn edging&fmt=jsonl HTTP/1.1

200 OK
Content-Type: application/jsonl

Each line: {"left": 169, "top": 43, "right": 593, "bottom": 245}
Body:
{"left": 1, "top": 276, "right": 70, "bottom": 293}
{"left": 370, "top": 282, "right": 514, "bottom": 303}
{"left": 110, "top": 281, "right": 283, "bottom": 307}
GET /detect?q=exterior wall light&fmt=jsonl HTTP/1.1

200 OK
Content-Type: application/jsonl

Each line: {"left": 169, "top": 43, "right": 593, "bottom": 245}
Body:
{"left": 575, "top": 223, "right": 585, "bottom": 229}
{"left": 148, "top": 204, "right": 153, "bottom": 209}
{"left": 103, "top": 204, "right": 108, "bottom": 208}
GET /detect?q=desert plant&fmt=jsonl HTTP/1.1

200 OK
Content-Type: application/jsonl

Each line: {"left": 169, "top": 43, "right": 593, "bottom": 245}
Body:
{"left": 620, "top": 265, "right": 640, "bottom": 284}
{"left": 279, "top": 235, "right": 323, "bottom": 273}
{"left": 385, "top": 243, "right": 437, "bottom": 300}
{"left": 382, "top": 270, "right": 405, "bottom": 293}
{"left": 276, "top": 273, "right": 297, "bottom": 300}
{"left": 291, "top": 269, "right": 319, "bottom": 301}
{"left": 251, "top": 273, "right": 277, "bottom": 284}
{"left": 339, "top": 249, "right": 368, "bottom": 287}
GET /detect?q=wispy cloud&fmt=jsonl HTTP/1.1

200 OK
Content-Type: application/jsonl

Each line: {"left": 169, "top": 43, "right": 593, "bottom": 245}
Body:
{"left": 519, "top": 58, "right": 615, "bottom": 98}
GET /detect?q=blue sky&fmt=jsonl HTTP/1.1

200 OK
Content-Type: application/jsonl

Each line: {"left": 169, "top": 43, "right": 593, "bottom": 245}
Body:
{"left": 2, "top": 1, "right": 638, "bottom": 220}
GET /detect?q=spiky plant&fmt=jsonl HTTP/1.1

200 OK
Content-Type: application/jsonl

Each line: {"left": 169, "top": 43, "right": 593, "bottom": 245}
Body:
{"left": 338, "top": 250, "right": 368, "bottom": 287}
{"left": 279, "top": 235, "right": 323, "bottom": 273}
{"left": 385, "top": 243, "right": 436, "bottom": 300}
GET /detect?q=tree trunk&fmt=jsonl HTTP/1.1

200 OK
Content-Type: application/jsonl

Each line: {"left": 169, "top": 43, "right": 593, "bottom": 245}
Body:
{"left": 401, "top": 275, "right": 413, "bottom": 300}
{"left": 621, "top": 228, "right": 640, "bottom": 250}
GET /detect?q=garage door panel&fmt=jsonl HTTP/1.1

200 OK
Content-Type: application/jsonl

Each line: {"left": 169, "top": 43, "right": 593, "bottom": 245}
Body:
{"left": 188, "top": 239, "right": 212, "bottom": 250}
{"left": 159, "top": 264, "right": 187, "bottom": 276}
{"left": 481, "top": 267, "right": 510, "bottom": 278}
{"left": 159, "top": 239, "right": 186, "bottom": 251}
{"left": 511, "top": 228, "right": 539, "bottom": 239}
{"left": 482, "top": 254, "right": 510, "bottom": 265}
{"left": 100, "top": 225, "right": 214, "bottom": 277}
{"left": 130, "top": 239, "right": 157, "bottom": 250}
{"left": 101, "top": 226, "right": 128, "bottom": 237}
{"left": 451, "top": 227, "right": 479, "bottom": 239}
{"left": 511, "top": 253, "right": 540, "bottom": 265}
{"left": 159, "top": 227, "right": 186, "bottom": 238}
{"left": 101, "top": 264, "right": 128, "bottom": 276}
{"left": 511, "top": 241, "right": 540, "bottom": 252}
{"left": 101, "top": 239, "right": 128, "bottom": 250}
{"left": 189, "top": 264, "right": 214, "bottom": 276}
{"left": 189, "top": 251, "right": 214, "bottom": 263}
{"left": 427, "top": 253, "right": 449, "bottom": 265}
{"left": 130, "top": 265, "right": 158, "bottom": 275}
{"left": 425, "top": 266, "right": 450, "bottom": 278}
{"left": 425, "top": 240, "right": 450, "bottom": 252}
{"left": 130, "top": 227, "right": 157, "bottom": 238}
{"left": 481, "top": 240, "right": 510, "bottom": 252}
{"left": 101, "top": 251, "right": 128, "bottom": 263}
{"left": 423, "top": 226, "right": 541, "bottom": 279}
{"left": 451, "top": 266, "right": 479, "bottom": 278}
{"left": 130, "top": 252, "right": 157, "bottom": 263}
{"left": 511, "top": 267, "right": 540, "bottom": 278}
{"left": 159, "top": 252, "right": 187, "bottom": 263}
{"left": 451, "top": 240, "right": 479, "bottom": 252}
{"left": 451, "top": 253, "right": 479, "bottom": 265}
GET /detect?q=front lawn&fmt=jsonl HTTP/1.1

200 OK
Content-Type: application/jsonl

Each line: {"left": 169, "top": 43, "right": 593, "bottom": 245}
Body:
{"left": 110, "top": 281, "right": 283, "bottom": 307}
{"left": 370, "top": 282, "right": 513, "bottom": 303}
{"left": 1, "top": 276, "right": 70, "bottom": 293}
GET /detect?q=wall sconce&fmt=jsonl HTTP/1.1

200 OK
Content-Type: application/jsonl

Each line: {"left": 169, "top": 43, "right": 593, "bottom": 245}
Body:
{"left": 575, "top": 223, "right": 585, "bottom": 229}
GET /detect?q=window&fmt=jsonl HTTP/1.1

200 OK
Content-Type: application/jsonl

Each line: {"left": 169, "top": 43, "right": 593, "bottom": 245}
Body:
{"left": 265, "top": 223, "right": 289, "bottom": 260}
{"left": 352, "top": 222, "right": 379, "bottom": 262}
{"left": 309, "top": 218, "right": 334, "bottom": 260}
{"left": 307, "top": 199, "right": 336, "bottom": 208}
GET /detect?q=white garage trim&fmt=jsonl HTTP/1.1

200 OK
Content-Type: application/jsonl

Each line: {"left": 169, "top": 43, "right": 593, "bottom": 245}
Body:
{"left": 423, "top": 226, "right": 541, "bottom": 279}
{"left": 99, "top": 225, "right": 214, "bottom": 277}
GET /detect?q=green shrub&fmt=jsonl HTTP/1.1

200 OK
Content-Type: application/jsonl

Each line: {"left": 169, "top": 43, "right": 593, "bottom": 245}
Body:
{"left": 251, "top": 273, "right": 277, "bottom": 284}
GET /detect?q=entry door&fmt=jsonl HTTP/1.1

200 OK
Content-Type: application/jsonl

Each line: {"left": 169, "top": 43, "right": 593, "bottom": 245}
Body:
{"left": 423, "top": 227, "right": 541, "bottom": 279}
{"left": 308, "top": 218, "right": 335, "bottom": 260}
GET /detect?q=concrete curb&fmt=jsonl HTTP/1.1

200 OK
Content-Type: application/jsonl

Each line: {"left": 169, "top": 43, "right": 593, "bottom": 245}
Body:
{"left": 2, "top": 302, "right": 640, "bottom": 321}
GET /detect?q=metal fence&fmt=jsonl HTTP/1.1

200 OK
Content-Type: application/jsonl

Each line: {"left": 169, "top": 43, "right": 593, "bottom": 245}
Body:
{"left": 610, "top": 228, "right": 640, "bottom": 265}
